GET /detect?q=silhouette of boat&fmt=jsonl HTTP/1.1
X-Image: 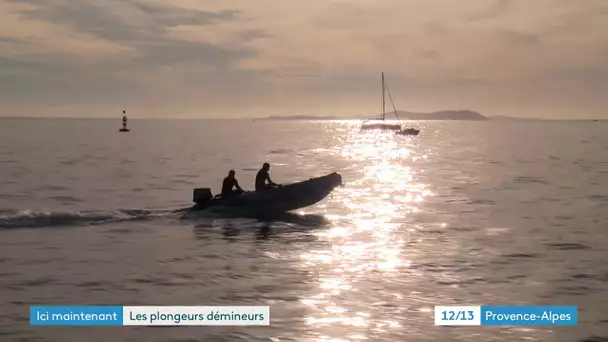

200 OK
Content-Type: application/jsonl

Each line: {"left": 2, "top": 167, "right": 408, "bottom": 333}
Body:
{"left": 360, "top": 122, "right": 401, "bottom": 130}
{"left": 361, "top": 72, "right": 419, "bottom": 135}
{"left": 182, "top": 172, "right": 343, "bottom": 218}
{"left": 395, "top": 127, "right": 420, "bottom": 136}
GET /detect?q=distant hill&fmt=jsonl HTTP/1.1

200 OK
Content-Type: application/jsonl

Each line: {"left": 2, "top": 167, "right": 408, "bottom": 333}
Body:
{"left": 263, "top": 110, "right": 488, "bottom": 121}
{"left": 387, "top": 110, "right": 488, "bottom": 121}
{"left": 489, "top": 115, "right": 544, "bottom": 121}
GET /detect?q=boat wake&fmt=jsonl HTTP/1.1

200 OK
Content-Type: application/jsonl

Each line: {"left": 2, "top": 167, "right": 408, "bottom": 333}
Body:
{"left": 0, "top": 208, "right": 180, "bottom": 229}
{"left": 180, "top": 208, "right": 330, "bottom": 226}
{"left": 190, "top": 212, "right": 331, "bottom": 240}
{"left": 0, "top": 207, "right": 331, "bottom": 230}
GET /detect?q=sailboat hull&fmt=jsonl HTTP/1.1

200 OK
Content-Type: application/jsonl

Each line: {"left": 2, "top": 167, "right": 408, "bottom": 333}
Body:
{"left": 360, "top": 123, "right": 401, "bottom": 131}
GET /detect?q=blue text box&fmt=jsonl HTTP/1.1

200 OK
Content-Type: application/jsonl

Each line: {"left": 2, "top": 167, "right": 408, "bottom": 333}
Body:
{"left": 481, "top": 306, "right": 577, "bottom": 326}
{"left": 30, "top": 306, "right": 123, "bottom": 326}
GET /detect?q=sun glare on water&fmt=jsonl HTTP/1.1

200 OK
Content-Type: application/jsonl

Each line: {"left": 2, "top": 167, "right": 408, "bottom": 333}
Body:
{"left": 297, "top": 125, "right": 432, "bottom": 340}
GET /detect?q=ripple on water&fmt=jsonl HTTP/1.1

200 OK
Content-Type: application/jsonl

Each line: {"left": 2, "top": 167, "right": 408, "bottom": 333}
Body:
{"left": 12, "top": 276, "right": 56, "bottom": 288}
{"left": 171, "top": 179, "right": 195, "bottom": 185}
{"left": 36, "top": 185, "right": 69, "bottom": 191}
{"left": 513, "top": 176, "right": 549, "bottom": 184}
{"left": 270, "top": 149, "right": 292, "bottom": 154}
{"left": 76, "top": 281, "right": 107, "bottom": 290}
{"left": 502, "top": 253, "right": 544, "bottom": 259}
{"left": 544, "top": 242, "right": 592, "bottom": 251}
{"left": 130, "top": 277, "right": 185, "bottom": 287}
{"left": 579, "top": 337, "right": 608, "bottom": 342}
{"left": 570, "top": 273, "right": 603, "bottom": 281}
{"left": 554, "top": 284, "right": 596, "bottom": 296}
{"left": 45, "top": 196, "right": 83, "bottom": 204}
{"left": 59, "top": 158, "right": 84, "bottom": 166}
{"left": 588, "top": 195, "right": 608, "bottom": 203}
{"left": 0, "top": 121, "right": 607, "bottom": 342}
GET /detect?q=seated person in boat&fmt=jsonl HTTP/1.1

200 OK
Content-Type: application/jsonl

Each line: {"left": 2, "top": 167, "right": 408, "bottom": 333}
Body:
{"left": 221, "top": 170, "right": 244, "bottom": 197}
{"left": 255, "top": 162, "right": 279, "bottom": 191}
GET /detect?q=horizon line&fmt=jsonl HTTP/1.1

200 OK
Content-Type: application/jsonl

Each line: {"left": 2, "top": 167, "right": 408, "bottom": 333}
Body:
{"left": 0, "top": 116, "right": 605, "bottom": 121}
{"left": 1, "top": 109, "right": 605, "bottom": 121}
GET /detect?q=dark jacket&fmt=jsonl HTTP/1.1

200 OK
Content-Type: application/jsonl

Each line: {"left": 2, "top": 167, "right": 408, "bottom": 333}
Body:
{"left": 255, "top": 169, "right": 270, "bottom": 191}
{"left": 222, "top": 176, "right": 242, "bottom": 196}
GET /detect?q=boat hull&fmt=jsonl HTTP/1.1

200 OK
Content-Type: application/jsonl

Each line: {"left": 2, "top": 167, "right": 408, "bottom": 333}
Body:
{"left": 182, "top": 172, "right": 343, "bottom": 218}
{"left": 396, "top": 128, "right": 419, "bottom": 136}
{"left": 360, "top": 123, "right": 401, "bottom": 131}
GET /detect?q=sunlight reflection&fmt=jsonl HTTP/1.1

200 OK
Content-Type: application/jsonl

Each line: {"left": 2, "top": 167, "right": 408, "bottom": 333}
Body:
{"left": 299, "top": 128, "right": 431, "bottom": 340}
{"left": 307, "top": 316, "right": 368, "bottom": 327}
{"left": 317, "top": 337, "right": 355, "bottom": 342}
{"left": 326, "top": 306, "right": 347, "bottom": 314}
{"left": 323, "top": 227, "right": 351, "bottom": 238}
{"left": 320, "top": 277, "right": 353, "bottom": 294}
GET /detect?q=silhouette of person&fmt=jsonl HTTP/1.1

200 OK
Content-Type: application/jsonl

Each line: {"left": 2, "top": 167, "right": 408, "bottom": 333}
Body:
{"left": 221, "top": 170, "right": 244, "bottom": 197}
{"left": 255, "top": 162, "right": 278, "bottom": 191}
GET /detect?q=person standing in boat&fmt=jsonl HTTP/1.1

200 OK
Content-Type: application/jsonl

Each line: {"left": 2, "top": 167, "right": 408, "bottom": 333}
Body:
{"left": 221, "top": 170, "right": 244, "bottom": 197}
{"left": 255, "top": 162, "right": 279, "bottom": 191}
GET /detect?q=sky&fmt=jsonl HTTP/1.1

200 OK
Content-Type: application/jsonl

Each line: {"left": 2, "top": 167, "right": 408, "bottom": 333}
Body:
{"left": 0, "top": 0, "right": 607, "bottom": 119}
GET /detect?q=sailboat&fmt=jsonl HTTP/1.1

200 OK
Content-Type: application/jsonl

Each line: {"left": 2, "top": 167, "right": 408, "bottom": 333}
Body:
{"left": 360, "top": 73, "right": 420, "bottom": 135}
{"left": 360, "top": 72, "right": 402, "bottom": 131}
{"left": 119, "top": 110, "right": 130, "bottom": 132}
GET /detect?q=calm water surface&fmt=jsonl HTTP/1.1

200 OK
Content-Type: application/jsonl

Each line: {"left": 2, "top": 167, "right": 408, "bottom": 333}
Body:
{"left": 0, "top": 119, "right": 607, "bottom": 342}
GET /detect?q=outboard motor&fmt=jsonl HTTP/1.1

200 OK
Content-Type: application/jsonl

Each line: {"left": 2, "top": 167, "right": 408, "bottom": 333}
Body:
{"left": 193, "top": 188, "right": 213, "bottom": 204}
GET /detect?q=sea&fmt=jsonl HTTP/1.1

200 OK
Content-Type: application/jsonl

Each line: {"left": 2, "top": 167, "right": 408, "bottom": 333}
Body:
{"left": 0, "top": 118, "right": 607, "bottom": 342}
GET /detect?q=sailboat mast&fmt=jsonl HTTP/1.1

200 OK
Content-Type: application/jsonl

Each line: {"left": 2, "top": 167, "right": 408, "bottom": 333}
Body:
{"left": 382, "top": 72, "right": 385, "bottom": 121}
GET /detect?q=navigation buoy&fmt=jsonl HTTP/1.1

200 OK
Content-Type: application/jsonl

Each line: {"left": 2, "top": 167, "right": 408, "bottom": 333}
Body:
{"left": 119, "top": 110, "right": 130, "bottom": 132}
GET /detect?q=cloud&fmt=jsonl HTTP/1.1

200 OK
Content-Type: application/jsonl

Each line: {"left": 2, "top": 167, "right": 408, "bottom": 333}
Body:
{"left": 131, "top": 1, "right": 237, "bottom": 28}
{"left": 0, "top": 0, "right": 267, "bottom": 115}
{"left": 8, "top": 0, "right": 237, "bottom": 41}
{"left": 466, "top": 0, "right": 512, "bottom": 21}
{"left": 0, "top": 0, "right": 608, "bottom": 118}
